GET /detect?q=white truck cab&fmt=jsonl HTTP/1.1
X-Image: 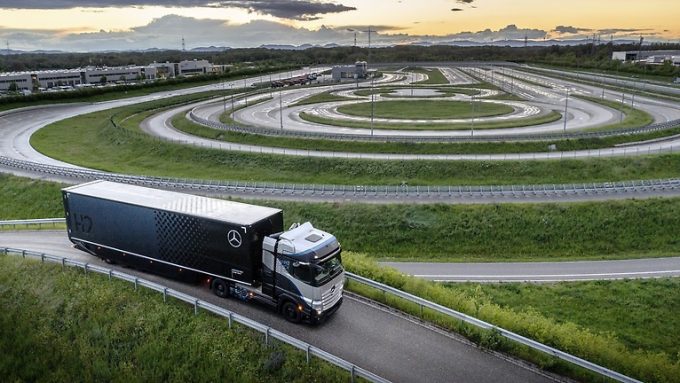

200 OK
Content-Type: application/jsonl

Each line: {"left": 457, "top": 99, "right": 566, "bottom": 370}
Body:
{"left": 261, "top": 222, "right": 344, "bottom": 323}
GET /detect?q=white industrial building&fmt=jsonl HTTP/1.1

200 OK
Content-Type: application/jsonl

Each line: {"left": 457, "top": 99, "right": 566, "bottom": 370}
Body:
{"left": 0, "top": 59, "right": 223, "bottom": 93}
{"left": 178, "top": 59, "right": 212, "bottom": 76}
{"left": 332, "top": 61, "right": 368, "bottom": 81}
{"left": 612, "top": 50, "right": 680, "bottom": 65}
{"left": 0, "top": 72, "right": 33, "bottom": 91}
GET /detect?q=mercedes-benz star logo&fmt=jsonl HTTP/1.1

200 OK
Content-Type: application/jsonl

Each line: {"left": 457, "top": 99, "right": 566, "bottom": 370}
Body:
{"left": 227, "top": 230, "right": 242, "bottom": 248}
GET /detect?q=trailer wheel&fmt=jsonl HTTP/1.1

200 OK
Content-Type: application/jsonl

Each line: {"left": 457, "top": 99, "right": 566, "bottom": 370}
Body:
{"left": 212, "top": 278, "right": 229, "bottom": 298}
{"left": 281, "top": 301, "right": 302, "bottom": 323}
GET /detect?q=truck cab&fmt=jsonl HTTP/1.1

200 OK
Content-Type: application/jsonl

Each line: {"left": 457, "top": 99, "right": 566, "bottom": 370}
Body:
{"left": 261, "top": 222, "right": 344, "bottom": 323}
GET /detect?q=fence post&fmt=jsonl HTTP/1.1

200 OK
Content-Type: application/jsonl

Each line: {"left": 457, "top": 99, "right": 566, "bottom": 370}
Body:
{"left": 306, "top": 345, "right": 311, "bottom": 364}
{"left": 351, "top": 365, "right": 356, "bottom": 383}
{"left": 134, "top": 277, "right": 138, "bottom": 291}
{"left": 163, "top": 288, "right": 167, "bottom": 302}
{"left": 265, "top": 328, "right": 270, "bottom": 346}
{"left": 194, "top": 299, "right": 199, "bottom": 315}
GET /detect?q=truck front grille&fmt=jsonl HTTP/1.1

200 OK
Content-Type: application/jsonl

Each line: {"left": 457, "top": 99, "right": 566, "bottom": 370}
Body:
{"left": 322, "top": 282, "right": 343, "bottom": 310}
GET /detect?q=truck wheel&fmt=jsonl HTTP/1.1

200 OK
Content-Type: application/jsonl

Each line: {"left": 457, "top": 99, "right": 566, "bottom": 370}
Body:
{"left": 212, "top": 278, "right": 229, "bottom": 298}
{"left": 281, "top": 301, "right": 302, "bottom": 323}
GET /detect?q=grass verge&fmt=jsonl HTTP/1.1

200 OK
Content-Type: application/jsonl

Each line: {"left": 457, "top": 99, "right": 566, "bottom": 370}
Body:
{"left": 0, "top": 255, "right": 347, "bottom": 382}
{"left": 291, "top": 90, "right": 354, "bottom": 106}
{"left": 299, "top": 109, "right": 562, "bottom": 130}
{"left": 445, "top": 279, "right": 680, "bottom": 357}
{"left": 344, "top": 254, "right": 680, "bottom": 383}
{"left": 336, "top": 100, "right": 513, "bottom": 120}
{"left": 409, "top": 67, "right": 449, "bottom": 85}
{"left": 28, "top": 101, "right": 680, "bottom": 186}
{"left": 4, "top": 174, "right": 680, "bottom": 262}
{"left": 173, "top": 111, "right": 680, "bottom": 154}
{"left": 577, "top": 95, "right": 655, "bottom": 131}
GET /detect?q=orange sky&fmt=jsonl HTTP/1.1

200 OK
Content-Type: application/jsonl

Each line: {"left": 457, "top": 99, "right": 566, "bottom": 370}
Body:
{"left": 0, "top": 0, "right": 678, "bottom": 39}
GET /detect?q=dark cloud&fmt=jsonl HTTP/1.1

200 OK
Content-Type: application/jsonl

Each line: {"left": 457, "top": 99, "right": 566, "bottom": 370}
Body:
{"left": 227, "top": 1, "right": 355, "bottom": 21}
{"left": 451, "top": 8, "right": 463, "bottom": 11}
{"left": 553, "top": 25, "right": 592, "bottom": 34}
{"left": 0, "top": 1, "right": 356, "bottom": 21}
{"left": 456, "top": 0, "right": 474, "bottom": 3}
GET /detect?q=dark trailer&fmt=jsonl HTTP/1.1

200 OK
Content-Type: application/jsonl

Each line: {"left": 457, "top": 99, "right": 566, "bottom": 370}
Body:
{"left": 62, "top": 180, "right": 283, "bottom": 284}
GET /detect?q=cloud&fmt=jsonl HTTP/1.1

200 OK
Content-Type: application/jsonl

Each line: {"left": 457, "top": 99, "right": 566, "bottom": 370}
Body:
{"left": 227, "top": 1, "right": 355, "bottom": 21}
{"left": 0, "top": 1, "right": 356, "bottom": 21}
{"left": 334, "top": 25, "right": 407, "bottom": 32}
{"left": 597, "top": 28, "right": 652, "bottom": 35}
{"left": 553, "top": 25, "right": 592, "bottom": 34}
{"left": 456, "top": 0, "right": 474, "bottom": 3}
{"left": 451, "top": 8, "right": 463, "bottom": 11}
{"left": 442, "top": 24, "right": 548, "bottom": 41}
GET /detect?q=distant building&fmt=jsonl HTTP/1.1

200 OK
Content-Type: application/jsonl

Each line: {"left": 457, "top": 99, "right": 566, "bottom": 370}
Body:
{"left": 0, "top": 72, "right": 32, "bottom": 92}
{"left": 0, "top": 59, "right": 221, "bottom": 92}
{"left": 612, "top": 50, "right": 680, "bottom": 65}
{"left": 332, "top": 61, "right": 368, "bottom": 81}
{"left": 178, "top": 59, "right": 212, "bottom": 76}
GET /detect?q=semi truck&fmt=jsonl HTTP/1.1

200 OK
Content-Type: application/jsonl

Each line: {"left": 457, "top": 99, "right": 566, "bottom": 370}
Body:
{"left": 62, "top": 180, "right": 344, "bottom": 323}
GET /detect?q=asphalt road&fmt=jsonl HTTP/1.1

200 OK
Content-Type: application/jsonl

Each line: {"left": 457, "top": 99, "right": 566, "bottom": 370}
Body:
{"left": 0, "top": 230, "right": 555, "bottom": 383}
{"left": 383, "top": 258, "right": 680, "bottom": 282}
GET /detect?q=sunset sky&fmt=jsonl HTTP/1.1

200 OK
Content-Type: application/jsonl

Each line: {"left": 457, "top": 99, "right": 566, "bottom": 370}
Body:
{"left": 0, "top": 0, "right": 678, "bottom": 51}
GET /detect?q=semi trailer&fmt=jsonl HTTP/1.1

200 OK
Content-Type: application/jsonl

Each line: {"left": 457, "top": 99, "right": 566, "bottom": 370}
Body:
{"left": 62, "top": 180, "right": 344, "bottom": 323}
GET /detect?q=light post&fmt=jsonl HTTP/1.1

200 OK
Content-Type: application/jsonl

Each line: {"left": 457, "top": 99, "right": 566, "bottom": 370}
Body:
{"left": 367, "top": 26, "right": 376, "bottom": 136}
{"left": 243, "top": 78, "right": 248, "bottom": 107}
{"left": 279, "top": 88, "right": 284, "bottom": 130}
{"left": 470, "top": 93, "right": 475, "bottom": 136}
{"left": 222, "top": 81, "right": 226, "bottom": 114}
{"left": 563, "top": 88, "right": 570, "bottom": 131}
{"left": 620, "top": 90, "right": 625, "bottom": 123}
{"left": 230, "top": 84, "right": 235, "bottom": 114}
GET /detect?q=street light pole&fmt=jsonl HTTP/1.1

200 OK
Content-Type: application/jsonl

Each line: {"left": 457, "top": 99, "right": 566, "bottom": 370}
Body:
{"left": 563, "top": 88, "right": 570, "bottom": 131}
{"left": 279, "top": 88, "right": 284, "bottom": 130}
{"left": 470, "top": 93, "right": 475, "bottom": 136}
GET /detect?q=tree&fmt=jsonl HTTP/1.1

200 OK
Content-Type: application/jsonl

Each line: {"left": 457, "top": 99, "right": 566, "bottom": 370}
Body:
{"left": 7, "top": 81, "right": 18, "bottom": 92}
{"left": 100, "top": 75, "right": 107, "bottom": 85}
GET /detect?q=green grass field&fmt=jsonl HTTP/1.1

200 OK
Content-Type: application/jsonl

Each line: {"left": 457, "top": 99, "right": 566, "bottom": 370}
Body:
{"left": 299, "top": 109, "right": 562, "bottom": 130}
{"left": 4, "top": 174, "right": 680, "bottom": 262}
{"left": 173, "top": 111, "right": 680, "bottom": 155}
{"left": 291, "top": 90, "right": 354, "bottom": 106}
{"left": 336, "top": 100, "right": 513, "bottom": 120}
{"left": 409, "top": 67, "right": 449, "bottom": 85}
{"left": 347, "top": 255, "right": 680, "bottom": 383}
{"left": 0, "top": 255, "right": 347, "bottom": 382}
{"left": 446, "top": 279, "right": 680, "bottom": 357}
{"left": 577, "top": 95, "right": 655, "bottom": 131}
{"left": 28, "top": 100, "right": 680, "bottom": 186}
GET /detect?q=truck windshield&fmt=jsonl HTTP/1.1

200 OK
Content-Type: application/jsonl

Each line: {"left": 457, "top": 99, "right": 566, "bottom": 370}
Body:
{"left": 284, "top": 252, "right": 343, "bottom": 287}
{"left": 312, "top": 253, "right": 343, "bottom": 286}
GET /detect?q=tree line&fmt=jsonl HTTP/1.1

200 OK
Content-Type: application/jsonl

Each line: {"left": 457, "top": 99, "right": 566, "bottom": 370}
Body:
{"left": 1, "top": 42, "right": 679, "bottom": 78}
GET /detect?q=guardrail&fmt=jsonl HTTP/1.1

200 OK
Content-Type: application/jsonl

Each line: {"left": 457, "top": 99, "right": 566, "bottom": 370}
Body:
{"left": 189, "top": 90, "right": 680, "bottom": 143}
{"left": 0, "top": 247, "right": 390, "bottom": 383}
{"left": 0, "top": 218, "right": 65, "bottom": 228}
{"left": 2, "top": 155, "right": 680, "bottom": 202}
{"left": 345, "top": 272, "right": 641, "bottom": 383}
